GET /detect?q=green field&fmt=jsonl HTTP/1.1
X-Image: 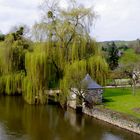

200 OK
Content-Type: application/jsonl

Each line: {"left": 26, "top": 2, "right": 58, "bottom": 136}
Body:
{"left": 103, "top": 87, "right": 140, "bottom": 118}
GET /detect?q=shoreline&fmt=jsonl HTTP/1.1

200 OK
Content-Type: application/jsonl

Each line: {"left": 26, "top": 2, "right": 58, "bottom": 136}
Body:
{"left": 83, "top": 106, "right": 140, "bottom": 135}
{"left": 68, "top": 103, "right": 140, "bottom": 135}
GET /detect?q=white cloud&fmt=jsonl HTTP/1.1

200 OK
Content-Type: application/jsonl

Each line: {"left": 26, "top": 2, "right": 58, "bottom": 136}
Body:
{"left": 0, "top": 0, "right": 140, "bottom": 41}
{"left": 92, "top": 0, "right": 140, "bottom": 41}
{"left": 0, "top": 0, "right": 40, "bottom": 33}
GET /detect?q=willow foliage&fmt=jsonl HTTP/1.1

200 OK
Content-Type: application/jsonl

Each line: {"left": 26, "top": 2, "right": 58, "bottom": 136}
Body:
{"left": 0, "top": 27, "right": 30, "bottom": 96}
{"left": 60, "top": 49, "right": 108, "bottom": 89}
{"left": 23, "top": 44, "right": 48, "bottom": 104}
{"left": 60, "top": 60, "right": 87, "bottom": 104}
{"left": 23, "top": 42, "right": 62, "bottom": 104}
{"left": 0, "top": 72, "right": 24, "bottom": 95}
{"left": 88, "top": 55, "right": 108, "bottom": 85}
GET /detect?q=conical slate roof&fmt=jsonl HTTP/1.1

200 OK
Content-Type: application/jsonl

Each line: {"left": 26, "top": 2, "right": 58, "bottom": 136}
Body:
{"left": 82, "top": 74, "right": 103, "bottom": 89}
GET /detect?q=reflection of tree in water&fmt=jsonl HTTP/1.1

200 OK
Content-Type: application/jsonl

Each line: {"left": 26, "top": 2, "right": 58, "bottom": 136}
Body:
{"left": 0, "top": 97, "right": 140, "bottom": 140}
{"left": 0, "top": 96, "right": 29, "bottom": 139}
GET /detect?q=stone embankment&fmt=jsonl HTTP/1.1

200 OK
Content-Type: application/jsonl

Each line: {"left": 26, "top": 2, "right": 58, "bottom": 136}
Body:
{"left": 67, "top": 99, "right": 140, "bottom": 134}
{"left": 83, "top": 106, "right": 140, "bottom": 135}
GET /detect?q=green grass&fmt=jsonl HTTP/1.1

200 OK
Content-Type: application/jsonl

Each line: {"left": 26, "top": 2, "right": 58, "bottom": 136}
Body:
{"left": 103, "top": 87, "right": 140, "bottom": 118}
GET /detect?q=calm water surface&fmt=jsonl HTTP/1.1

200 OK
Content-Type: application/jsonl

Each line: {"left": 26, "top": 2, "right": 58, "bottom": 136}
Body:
{"left": 0, "top": 96, "right": 140, "bottom": 140}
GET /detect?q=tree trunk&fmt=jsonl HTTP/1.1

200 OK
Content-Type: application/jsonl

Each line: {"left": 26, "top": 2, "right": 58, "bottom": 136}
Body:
{"left": 132, "top": 80, "right": 136, "bottom": 96}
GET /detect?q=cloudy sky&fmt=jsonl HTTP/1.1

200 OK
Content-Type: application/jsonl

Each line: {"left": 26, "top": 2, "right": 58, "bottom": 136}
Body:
{"left": 0, "top": 0, "right": 140, "bottom": 41}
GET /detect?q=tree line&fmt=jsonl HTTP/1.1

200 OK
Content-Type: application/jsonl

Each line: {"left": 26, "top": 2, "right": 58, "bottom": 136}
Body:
{"left": 1, "top": 0, "right": 139, "bottom": 104}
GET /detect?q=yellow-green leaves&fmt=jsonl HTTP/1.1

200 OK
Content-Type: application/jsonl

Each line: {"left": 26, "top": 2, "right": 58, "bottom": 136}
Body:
{"left": 0, "top": 72, "right": 25, "bottom": 95}
{"left": 88, "top": 55, "right": 108, "bottom": 86}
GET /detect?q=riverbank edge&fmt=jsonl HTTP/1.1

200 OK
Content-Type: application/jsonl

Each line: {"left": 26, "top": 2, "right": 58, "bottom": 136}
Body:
{"left": 68, "top": 104, "right": 140, "bottom": 134}
{"left": 84, "top": 106, "right": 140, "bottom": 134}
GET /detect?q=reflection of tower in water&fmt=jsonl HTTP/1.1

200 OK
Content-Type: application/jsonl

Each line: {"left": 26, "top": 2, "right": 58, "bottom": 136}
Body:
{"left": 65, "top": 108, "right": 85, "bottom": 132}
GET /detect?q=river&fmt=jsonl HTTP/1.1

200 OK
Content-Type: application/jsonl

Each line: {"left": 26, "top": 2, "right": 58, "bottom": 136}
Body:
{"left": 0, "top": 96, "right": 140, "bottom": 140}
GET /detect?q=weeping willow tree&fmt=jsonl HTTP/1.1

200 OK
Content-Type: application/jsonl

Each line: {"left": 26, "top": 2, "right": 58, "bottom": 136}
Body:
{"left": 22, "top": 44, "right": 49, "bottom": 104}
{"left": 0, "top": 72, "right": 25, "bottom": 95}
{"left": 28, "top": 1, "right": 108, "bottom": 103}
{"left": 60, "top": 52, "right": 108, "bottom": 105}
{"left": 0, "top": 27, "right": 31, "bottom": 96}
{"left": 60, "top": 60, "right": 87, "bottom": 105}
{"left": 88, "top": 48, "right": 108, "bottom": 86}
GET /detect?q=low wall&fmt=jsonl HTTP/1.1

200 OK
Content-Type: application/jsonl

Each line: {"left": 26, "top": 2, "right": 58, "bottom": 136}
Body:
{"left": 67, "top": 98, "right": 140, "bottom": 134}
{"left": 83, "top": 106, "right": 140, "bottom": 134}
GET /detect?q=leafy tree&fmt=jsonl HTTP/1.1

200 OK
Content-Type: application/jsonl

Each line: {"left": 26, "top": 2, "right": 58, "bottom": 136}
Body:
{"left": 0, "top": 31, "right": 5, "bottom": 41}
{"left": 0, "top": 27, "right": 31, "bottom": 95}
{"left": 29, "top": 0, "right": 108, "bottom": 105}
{"left": 60, "top": 49, "right": 108, "bottom": 106}
{"left": 119, "top": 49, "right": 140, "bottom": 95}
{"left": 33, "top": 0, "right": 95, "bottom": 44}
{"left": 60, "top": 60, "right": 87, "bottom": 106}
{"left": 31, "top": 0, "right": 98, "bottom": 85}
{"left": 108, "top": 42, "right": 119, "bottom": 70}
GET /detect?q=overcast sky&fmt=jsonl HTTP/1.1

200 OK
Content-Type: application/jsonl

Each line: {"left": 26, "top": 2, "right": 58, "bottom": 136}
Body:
{"left": 0, "top": 0, "right": 140, "bottom": 41}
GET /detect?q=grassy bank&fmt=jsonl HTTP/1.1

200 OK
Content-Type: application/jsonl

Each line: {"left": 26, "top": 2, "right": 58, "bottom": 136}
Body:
{"left": 103, "top": 87, "right": 140, "bottom": 118}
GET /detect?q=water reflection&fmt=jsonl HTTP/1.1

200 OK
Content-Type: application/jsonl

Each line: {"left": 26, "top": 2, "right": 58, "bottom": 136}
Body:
{"left": 0, "top": 96, "right": 140, "bottom": 140}
{"left": 103, "top": 133, "right": 123, "bottom": 140}
{"left": 65, "top": 109, "right": 85, "bottom": 132}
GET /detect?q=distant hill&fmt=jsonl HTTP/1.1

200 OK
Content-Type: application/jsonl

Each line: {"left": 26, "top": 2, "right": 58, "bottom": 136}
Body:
{"left": 99, "top": 40, "right": 138, "bottom": 49}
